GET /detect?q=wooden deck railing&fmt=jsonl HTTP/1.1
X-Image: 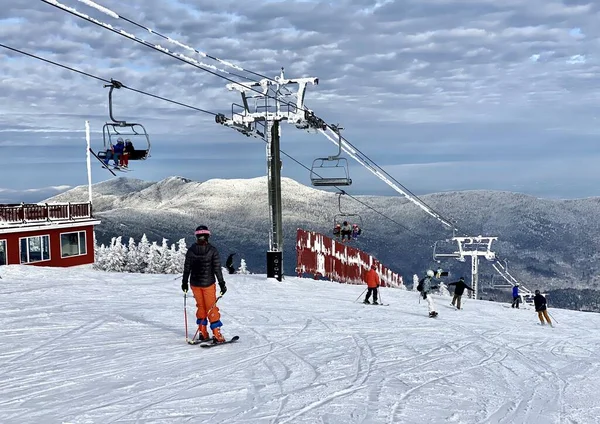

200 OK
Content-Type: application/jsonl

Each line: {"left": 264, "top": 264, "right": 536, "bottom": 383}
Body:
{"left": 0, "top": 202, "right": 93, "bottom": 225}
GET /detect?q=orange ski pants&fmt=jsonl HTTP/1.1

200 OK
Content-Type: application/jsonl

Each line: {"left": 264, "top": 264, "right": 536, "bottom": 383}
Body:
{"left": 191, "top": 284, "right": 222, "bottom": 329}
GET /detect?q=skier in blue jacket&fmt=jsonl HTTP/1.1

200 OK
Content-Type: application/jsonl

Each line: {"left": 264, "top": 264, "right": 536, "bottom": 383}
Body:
{"left": 511, "top": 283, "right": 521, "bottom": 308}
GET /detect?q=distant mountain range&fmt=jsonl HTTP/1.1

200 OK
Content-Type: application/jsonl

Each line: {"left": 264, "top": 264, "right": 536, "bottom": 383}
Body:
{"left": 46, "top": 176, "right": 600, "bottom": 310}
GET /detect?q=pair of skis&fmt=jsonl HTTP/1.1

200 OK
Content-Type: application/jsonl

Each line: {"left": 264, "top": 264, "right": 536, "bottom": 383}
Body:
{"left": 187, "top": 335, "right": 240, "bottom": 348}
{"left": 89, "top": 148, "right": 130, "bottom": 176}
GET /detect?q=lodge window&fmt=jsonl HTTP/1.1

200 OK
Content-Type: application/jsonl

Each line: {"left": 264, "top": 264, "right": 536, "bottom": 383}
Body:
{"left": 0, "top": 240, "right": 6, "bottom": 266}
{"left": 20, "top": 235, "right": 51, "bottom": 264}
{"left": 61, "top": 231, "right": 87, "bottom": 258}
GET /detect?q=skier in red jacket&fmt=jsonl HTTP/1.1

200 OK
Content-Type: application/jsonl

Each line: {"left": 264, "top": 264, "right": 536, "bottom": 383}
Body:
{"left": 363, "top": 264, "right": 381, "bottom": 305}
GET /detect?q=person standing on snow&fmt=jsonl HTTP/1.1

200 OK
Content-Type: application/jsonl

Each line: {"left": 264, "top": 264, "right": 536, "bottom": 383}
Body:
{"left": 511, "top": 283, "right": 521, "bottom": 308}
{"left": 533, "top": 290, "right": 552, "bottom": 327}
{"left": 181, "top": 225, "right": 228, "bottom": 343}
{"left": 363, "top": 264, "right": 381, "bottom": 305}
{"left": 418, "top": 269, "right": 439, "bottom": 317}
{"left": 225, "top": 252, "right": 236, "bottom": 275}
{"left": 447, "top": 277, "right": 473, "bottom": 310}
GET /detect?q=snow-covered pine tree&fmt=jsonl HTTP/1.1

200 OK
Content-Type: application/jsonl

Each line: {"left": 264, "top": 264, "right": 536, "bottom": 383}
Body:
{"left": 93, "top": 244, "right": 108, "bottom": 270}
{"left": 238, "top": 258, "right": 249, "bottom": 274}
{"left": 104, "top": 236, "right": 127, "bottom": 272}
{"left": 137, "top": 234, "right": 151, "bottom": 273}
{"left": 438, "top": 282, "right": 450, "bottom": 297}
{"left": 145, "top": 241, "right": 164, "bottom": 274}
{"left": 164, "top": 242, "right": 180, "bottom": 274}
{"left": 413, "top": 274, "right": 419, "bottom": 291}
{"left": 125, "top": 237, "right": 143, "bottom": 273}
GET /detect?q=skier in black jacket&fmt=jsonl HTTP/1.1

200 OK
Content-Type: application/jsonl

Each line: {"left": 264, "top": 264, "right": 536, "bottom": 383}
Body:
{"left": 447, "top": 277, "right": 473, "bottom": 310}
{"left": 182, "top": 225, "right": 228, "bottom": 343}
{"left": 226, "top": 253, "right": 236, "bottom": 275}
{"left": 533, "top": 290, "right": 552, "bottom": 327}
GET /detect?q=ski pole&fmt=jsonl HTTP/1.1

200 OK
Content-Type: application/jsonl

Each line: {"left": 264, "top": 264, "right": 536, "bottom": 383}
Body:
{"left": 184, "top": 291, "right": 189, "bottom": 342}
{"left": 355, "top": 288, "right": 367, "bottom": 303}
{"left": 548, "top": 310, "right": 558, "bottom": 324}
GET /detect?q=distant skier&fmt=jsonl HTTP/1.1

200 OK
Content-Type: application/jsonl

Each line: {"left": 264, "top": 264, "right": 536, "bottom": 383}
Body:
{"left": 333, "top": 224, "right": 341, "bottom": 240}
{"left": 363, "top": 264, "right": 381, "bottom": 305}
{"left": 181, "top": 225, "right": 228, "bottom": 343}
{"left": 534, "top": 290, "right": 552, "bottom": 327}
{"left": 225, "top": 253, "right": 236, "bottom": 275}
{"left": 511, "top": 283, "right": 521, "bottom": 308}
{"left": 447, "top": 277, "right": 473, "bottom": 310}
{"left": 418, "top": 269, "right": 439, "bottom": 317}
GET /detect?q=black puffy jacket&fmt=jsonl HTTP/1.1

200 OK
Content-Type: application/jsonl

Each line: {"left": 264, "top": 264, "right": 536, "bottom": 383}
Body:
{"left": 534, "top": 293, "right": 547, "bottom": 312}
{"left": 182, "top": 242, "right": 225, "bottom": 288}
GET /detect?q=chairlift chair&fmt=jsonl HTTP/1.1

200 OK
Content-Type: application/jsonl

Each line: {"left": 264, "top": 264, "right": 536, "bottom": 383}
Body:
{"left": 333, "top": 190, "right": 363, "bottom": 229}
{"left": 97, "top": 79, "right": 151, "bottom": 162}
{"left": 310, "top": 125, "right": 352, "bottom": 187}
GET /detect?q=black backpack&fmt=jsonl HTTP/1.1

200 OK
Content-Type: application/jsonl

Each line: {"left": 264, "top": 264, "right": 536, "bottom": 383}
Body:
{"left": 417, "top": 278, "right": 425, "bottom": 292}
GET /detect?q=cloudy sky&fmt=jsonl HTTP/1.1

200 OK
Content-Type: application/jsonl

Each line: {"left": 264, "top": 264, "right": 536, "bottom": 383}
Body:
{"left": 1, "top": 0, "right": 599, "bottom": 203}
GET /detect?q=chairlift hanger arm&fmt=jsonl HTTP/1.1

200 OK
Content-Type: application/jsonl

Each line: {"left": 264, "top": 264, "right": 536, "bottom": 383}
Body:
{"left": 105, "top": 79, "right": 127, "bottom": 124}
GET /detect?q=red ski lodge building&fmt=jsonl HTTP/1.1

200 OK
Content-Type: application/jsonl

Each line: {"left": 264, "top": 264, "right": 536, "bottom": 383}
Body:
{"left": 0, "top": 202, "right": 100, "bottom": 267}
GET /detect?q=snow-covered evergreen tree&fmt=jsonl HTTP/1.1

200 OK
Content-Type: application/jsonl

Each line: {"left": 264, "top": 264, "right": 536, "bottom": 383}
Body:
{"left": 94, "top": 244, "right": 108, "bottom": 270}
{"left": 145, "top": 241, "right": 164, "bottom": 274}
{"left": 438, "top": 282, "right": 450, "bottom": 297}
{"left": 238, "top": 258, "right": 249, "bottom": 274}
{"left": 412, "top": 274, "right": 419, "bottom": 291}
{"left": 165, "top": 242, "right": 180, "bottom": 274}
{"left": 125, "top": 237, "right": 143, "bottom": 273}
{"left": 137, "top": 234, "right": 151, "bottom": 273}
{"left": 104, "top": 236, "right": 127, "bottom": 272}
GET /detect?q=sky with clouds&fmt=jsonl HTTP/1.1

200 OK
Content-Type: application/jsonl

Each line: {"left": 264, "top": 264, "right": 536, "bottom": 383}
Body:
{"left": 1, "top": 0, "right": 599, "bottom": 203}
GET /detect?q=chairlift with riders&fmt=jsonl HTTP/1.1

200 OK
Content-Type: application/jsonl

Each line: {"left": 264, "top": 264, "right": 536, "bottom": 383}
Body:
{"left": 91, "top": 80, "right": 151, "bottom": 172}
{"left": 309, "top": 124, "right": 352, "bottom": 187}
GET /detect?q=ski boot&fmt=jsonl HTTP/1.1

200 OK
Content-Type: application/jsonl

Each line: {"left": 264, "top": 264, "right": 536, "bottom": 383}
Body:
{"left": 363, "top": 299, "right": 370, "bottom": 304}
{"left": 372, "top": 301, "right": 379, "bottom": 305}
{"left": 429, "top": 311, "right": 438, "bottom": 318}
{"left": 212, "top": 327, "right": 226, "bottom": 344}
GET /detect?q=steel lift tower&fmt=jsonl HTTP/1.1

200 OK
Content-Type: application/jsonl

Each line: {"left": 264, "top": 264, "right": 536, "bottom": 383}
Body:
{"left": 216, "top": 69, "right": 321, "bottom": 281}
{"left": 433, "top": 236, "right": 497, "bottom": 299}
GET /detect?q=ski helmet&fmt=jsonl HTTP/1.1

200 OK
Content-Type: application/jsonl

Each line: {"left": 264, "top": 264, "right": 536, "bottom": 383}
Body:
{"left": 426, "top": 269, "right": 434, "bottom": 277}
{"left": 459, "top": 277, "right": 464, "bottom": 281}
{"left": 195, "top": 225, "right": 211, "bottom": 239}
{"left": 371, "top": 264, "right": 377, "bottom": 270}
{"left": 535, "top": 289, "right": 540, "bottom": 294}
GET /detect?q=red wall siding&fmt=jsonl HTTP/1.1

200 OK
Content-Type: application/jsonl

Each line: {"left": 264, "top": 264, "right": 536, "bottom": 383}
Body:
{"left": 296, "top": 228, "right": 404, "bottom": 288}
{"left": 1, "top": 225, "right": 95, "bottom": 267}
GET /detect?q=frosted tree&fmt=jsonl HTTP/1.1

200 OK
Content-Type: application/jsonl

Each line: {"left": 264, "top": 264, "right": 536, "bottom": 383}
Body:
{"left": 104, "top": 236, "right": 127, "bottom": 272}
{"left": 157, "top": 238, "right": 171, "bottom": 272}
{"left": 137, "top": 234, "right": 151, "bottom": 273}
{"left": 145, "top": 241, "right": 164, "bottom": 274}
{"left": 412, "top": 274, "right": 419, "bottom": 292}
{"left": 93, "top": 244, "right": 108, "bottom": 270}
{"left": 125, "top": 237, "right": 143, "bottom": 273}
{"left": 165, "top": 242, "right": 181, "bottom": 274}
{"left": 175, "top": 238, "right": 187, "bottom": 271}
{"left": 238, "top": 258, "right": 249, "bottom": 274}
{"left": 438, "top": 281, "right": 451, "bottom": 297}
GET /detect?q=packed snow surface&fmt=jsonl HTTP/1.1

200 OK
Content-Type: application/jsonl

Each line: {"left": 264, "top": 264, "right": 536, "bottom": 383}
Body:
{"left": 1, "top": 265, "right": 599, "bottom": 423}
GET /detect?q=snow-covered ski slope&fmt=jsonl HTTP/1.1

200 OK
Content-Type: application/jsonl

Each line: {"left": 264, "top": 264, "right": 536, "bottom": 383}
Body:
{"left": 1, "top": 266, "right": 599, "bottom": 423}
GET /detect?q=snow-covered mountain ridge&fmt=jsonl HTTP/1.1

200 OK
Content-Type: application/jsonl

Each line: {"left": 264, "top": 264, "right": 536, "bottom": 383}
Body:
{"left": 46, "top": 176, "right": 600, "bottom": 296}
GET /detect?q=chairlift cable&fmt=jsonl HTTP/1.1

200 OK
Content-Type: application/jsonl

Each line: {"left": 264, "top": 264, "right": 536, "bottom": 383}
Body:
{"left": 0, "top": 43, "right": 217, "bottom": 117}
{"left": 34, "top": 1, "right": 466, "bottom": 237}
{"left": 73, "top": 0, "right": 270, "bottom": 82}
{"left": 40, "top": 0, "right": 303, "bottom": 113}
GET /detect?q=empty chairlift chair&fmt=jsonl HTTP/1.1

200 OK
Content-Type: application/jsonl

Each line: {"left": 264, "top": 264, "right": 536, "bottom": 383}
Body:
{"left": 310, "top": 125, "right": 352, "bottom": 187}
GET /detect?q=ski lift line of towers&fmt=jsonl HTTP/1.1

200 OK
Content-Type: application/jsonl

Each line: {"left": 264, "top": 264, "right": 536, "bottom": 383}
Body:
{"left": 433, "top": 236, "right": 532, "bottom": 300}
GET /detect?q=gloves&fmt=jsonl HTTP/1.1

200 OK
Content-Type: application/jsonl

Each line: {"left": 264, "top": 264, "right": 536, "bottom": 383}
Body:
{"left": 219, "top": 282, "right": 227, "bottom": 295}
{"left": 181, "top": 281, "right": 188, "bottom": 293}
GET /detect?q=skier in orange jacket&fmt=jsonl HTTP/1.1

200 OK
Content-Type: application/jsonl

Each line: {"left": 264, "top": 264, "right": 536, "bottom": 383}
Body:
{"left": 363, "top": 264, "right": 381, "bottom": 305}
